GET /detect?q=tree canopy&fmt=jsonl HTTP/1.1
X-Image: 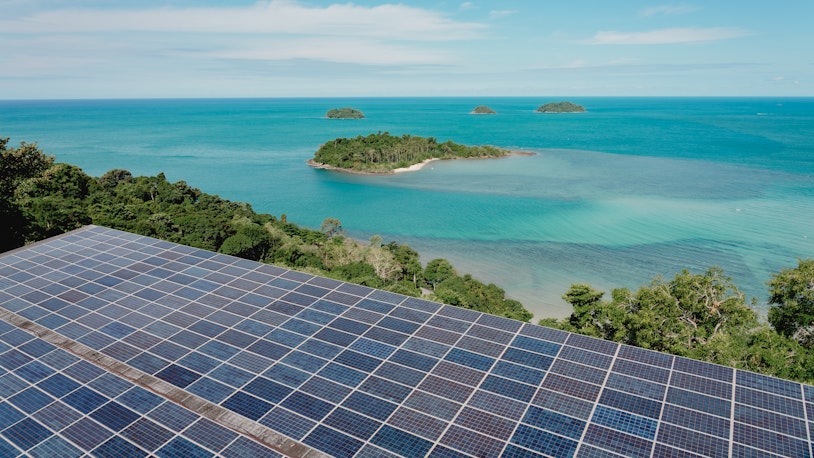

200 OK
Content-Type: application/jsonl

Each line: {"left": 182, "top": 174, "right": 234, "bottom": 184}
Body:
{"left": 471, "top": 105, "right": 496, "bottom": 114}
{"left": 767, "top": 258, "right": 814, "bottom": 347}
{"left": 546, "top": 266, "right": 814, "bottom": 383}
{"left": 326, "top": 108, "right": 365, "bottom": 119}
{"left": 536, "top": 101, "right": 586, "bottom": 113}
{"left": 310, "top": 132, "right": 509, "bottom": 173}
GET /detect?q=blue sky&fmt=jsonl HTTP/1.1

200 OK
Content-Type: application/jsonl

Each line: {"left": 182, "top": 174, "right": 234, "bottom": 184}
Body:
{"left": 1, "top": 0, "right": 811, "bottom": 98}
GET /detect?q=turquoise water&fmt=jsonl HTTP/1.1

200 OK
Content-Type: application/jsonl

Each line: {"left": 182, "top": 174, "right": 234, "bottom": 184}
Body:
{"left": 2, "top": 97, "right": 813, "bottom": 318}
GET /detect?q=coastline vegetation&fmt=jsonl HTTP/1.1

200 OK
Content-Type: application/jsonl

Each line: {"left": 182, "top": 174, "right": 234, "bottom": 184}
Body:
{"left": 0, "top": 137, "right": 531, "bottom": 322}
{"left": 3, "top": 136, "right": 814, "bottom": 383}
{"left": 310, "top": 131, "right": 510, "bottom": 173}
{"left": 536, "top": 101, "right": 586, "bottom": 113}
{"left": 326, "top": 107, "right": 365, "bottom": 119}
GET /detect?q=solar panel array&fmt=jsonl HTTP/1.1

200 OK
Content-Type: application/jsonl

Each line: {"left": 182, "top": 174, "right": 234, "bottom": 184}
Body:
{"left": 0, "top": 225, "right": 811, "bottom": 458}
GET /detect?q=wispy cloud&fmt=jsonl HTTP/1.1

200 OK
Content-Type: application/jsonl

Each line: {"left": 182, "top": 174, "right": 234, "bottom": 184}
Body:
{"left": 0, "top": 1, "right": 485, "bottom": 41}
{"left": 0, "top": 0, "right": 490, "bottom": 75}
{"left": 639, "top": 4, "right": 700, "bottom": 17}
{"left": 588, "top": 27, "right": 749, "bottom": 45}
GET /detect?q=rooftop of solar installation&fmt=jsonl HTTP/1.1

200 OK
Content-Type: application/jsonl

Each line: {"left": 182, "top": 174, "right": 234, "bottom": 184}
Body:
{"left": 0, "top": 225, "right": 812, "bottom": 458}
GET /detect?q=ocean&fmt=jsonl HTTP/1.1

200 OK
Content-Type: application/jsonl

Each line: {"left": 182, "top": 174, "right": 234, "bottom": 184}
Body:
{"left": 2, "top": 97, "right": 813, "bottom": 318}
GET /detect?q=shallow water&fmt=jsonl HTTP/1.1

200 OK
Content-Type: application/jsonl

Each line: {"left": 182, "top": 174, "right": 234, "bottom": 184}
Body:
{"left": 3, "top": 97, "right": 813, "bottom": 318}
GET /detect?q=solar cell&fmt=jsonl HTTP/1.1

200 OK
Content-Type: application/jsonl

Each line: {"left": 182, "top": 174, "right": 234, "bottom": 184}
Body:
{"left": 1, "top": 226, "right": 813, "bottom": 458}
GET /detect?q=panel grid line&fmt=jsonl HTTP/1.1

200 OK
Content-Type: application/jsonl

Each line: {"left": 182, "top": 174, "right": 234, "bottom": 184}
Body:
{"left": 3, "top": 226, "right": 814, "bottom": 458}
{"left": 0, "top": 305, "right": 326, "bottom": 458}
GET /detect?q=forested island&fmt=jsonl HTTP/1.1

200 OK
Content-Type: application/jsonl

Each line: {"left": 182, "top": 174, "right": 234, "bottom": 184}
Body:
{"left": 470, "top": 105, "right": 496, "bottom": 114}
{"left": 326, "top": 107, "right": 365, "bottom": 119}
{"left": 308, "top": 132, "right": 512, "bottom": 174}
{"left": 3, "top": 136, "right": 814, "bottom": 384}
{"left": 536, "top": 101, "right": 586, "bottom": 113}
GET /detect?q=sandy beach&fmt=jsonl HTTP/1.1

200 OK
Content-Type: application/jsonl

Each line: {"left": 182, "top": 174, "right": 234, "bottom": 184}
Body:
{"left": 393, "top": 158, "right": 439, "bottom": 173}
{"left": 307, "top": 150, "right": 534, "bottom": 175}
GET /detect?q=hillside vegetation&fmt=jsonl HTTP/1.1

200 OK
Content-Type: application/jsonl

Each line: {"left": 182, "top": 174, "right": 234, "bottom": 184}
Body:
{"left": 471, "top": 105, "right": 496, "bottom": 114}
{"left": 326, "top": 107, "right": 365, "bottom": 119}
{"left": 536, "top": 101, "right": 586, "bottom": 113}
{"left": 310, "top": 132, "right": 509, "bottom": 173}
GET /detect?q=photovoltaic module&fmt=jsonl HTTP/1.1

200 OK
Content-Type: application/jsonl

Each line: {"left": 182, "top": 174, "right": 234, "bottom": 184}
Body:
{"left": 0, "top": 226, "right": 811, "bottom": 457}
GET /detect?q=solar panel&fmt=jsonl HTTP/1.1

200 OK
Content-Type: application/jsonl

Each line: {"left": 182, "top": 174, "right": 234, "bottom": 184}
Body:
{"left": 0, "top": 225, "right": 811, "bottom": 458}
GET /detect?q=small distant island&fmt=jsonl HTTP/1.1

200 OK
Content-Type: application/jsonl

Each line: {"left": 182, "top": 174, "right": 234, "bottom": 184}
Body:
{"left": 326, "top": 107, "right": 365, "bottom": 119}
{"left": 308, "top": 132, "right": 522, "bottom": 174}
{"left": 536, "top": 101, "right": 585, "bottom": 113}
{"left": 470, "top": 105, "right": 497, "bottom": 115}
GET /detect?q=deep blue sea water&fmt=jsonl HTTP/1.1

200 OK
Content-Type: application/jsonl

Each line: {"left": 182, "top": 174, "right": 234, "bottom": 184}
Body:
{"left": 2, "top": 97, "right": 813, "bottom": 318}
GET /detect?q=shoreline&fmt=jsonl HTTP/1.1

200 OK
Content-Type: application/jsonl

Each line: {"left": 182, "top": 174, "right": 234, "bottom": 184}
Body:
{"left": 393, "top": 158, "right": 439, "bottom": 173}
{"left": 307, "top": 150, "right": 535, "bottom": 176}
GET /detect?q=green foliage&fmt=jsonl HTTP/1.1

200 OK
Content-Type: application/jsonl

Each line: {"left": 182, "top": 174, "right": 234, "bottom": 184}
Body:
{"left": 547, "top": 266, "right": 814, "bottom": 384}
{"left": 536, "top": 101, "right": 586, "bottom": 113}
{"left": 219, "top": 224, "right": 272, "bottom": 261}
{"left": 0, "top": 138, "right": 55, "bottom": 196}
{"left": 385, "top": 242, "right": 423, "bottom": 287}
{"left": 1, "top": 139, "right": 56, "bottom": 250}
{"left": 320, "top": 217, "right": 344, "bottom": 240}
{"left": 767, "top": 258, "right": 814, "bottom": 346}
{"left": 625, "top": 268, "right": 757, "bottom": 356}
{"left": 471, "top": 105, "right": 496, "bottom": 114}
{"left": 326, "top": 108, "right": 365, "bottom": 119}
{"left": 424, "top": 258, "right": 456, "bottom": 289}
{"left": 329, "top": 262, "right": 383, "bottom": 287}
{"left": 430, "top": 271, "right": 533, "bottom": 322}
{"left": 559, "top": 284, "right": 627, "bottom": 341}
{"left": 312, "top": 132, "right": 509, "bottom": 173}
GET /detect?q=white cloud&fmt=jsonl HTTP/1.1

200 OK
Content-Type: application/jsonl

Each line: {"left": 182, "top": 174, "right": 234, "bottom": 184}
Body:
{"left": 589, "top": 27, "right": 749, "bottom": 45}
{"left": 0, "top": 0, "right": 489, "bottom": 77}
{"left": 639, "top": 5, "right": 700, "bottom": 17}
{"left": 204, "top": 37, "right": 451, "bottom": 66}
{"left": 0, "top": 1, "right": 485, "bottom": 41}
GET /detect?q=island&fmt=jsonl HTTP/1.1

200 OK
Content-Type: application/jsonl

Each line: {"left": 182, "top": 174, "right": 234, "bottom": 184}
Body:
{"left": 307, "top": 132, "right": 524, "bottom": 174}
{"left": 470, "top": 105, "right": 497, "bottom": 114}
{"left": 326, "top": 107, "right": 365, "bottom": 119}
{"left": 536, "top": 101, "right": 585, "bottom": 113}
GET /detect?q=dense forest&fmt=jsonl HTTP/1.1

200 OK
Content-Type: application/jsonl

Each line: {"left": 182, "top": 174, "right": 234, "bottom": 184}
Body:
{"left": 3, "top": 137, "right": 814, "bottom": 383}
{"left": 540, "top": 264, "right": 814, "bottom": 383}
{"left": 326, "top": 107, "right": 365, "bottom": 119}
{"left": 310, "top": 132, "right": 509, "bottom": 173}
{"left": 536, "top": 101, "right": 586, "bottom": 113}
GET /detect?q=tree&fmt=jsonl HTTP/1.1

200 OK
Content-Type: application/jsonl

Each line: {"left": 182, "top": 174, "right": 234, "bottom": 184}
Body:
{"left": 625, "top": 268, "right": 757, "bottom": 356}
{"left": 768, "top": 259, "right": 814, "bottom": 347}
{"left": 365, "top": 247, "right": 401, "bottom": 282}
{"left": 0, "top": 138, "right": 54, "bottom": 196}
{"left": 320, "top": 217, "right": 344, "bottom": 240}
{"left": 219, "top": 224, "right": 272, "bottom": 261}
{"left": 97, "top": 169, "right": 134, "bottom": 190}
{"left": 386, "top": 242, "right": 423, "bottom": 287}
{"left": 0, "top": 139, "right": 55, "bottom": 251}
{"left": 547, "top": 267, "right": 758, "bottom": 358}
{"left": 560, "top": 284, "right": 626, "bottom": 341}
{"left": 424, "top": 258, "right": 456, "bottom": 290}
